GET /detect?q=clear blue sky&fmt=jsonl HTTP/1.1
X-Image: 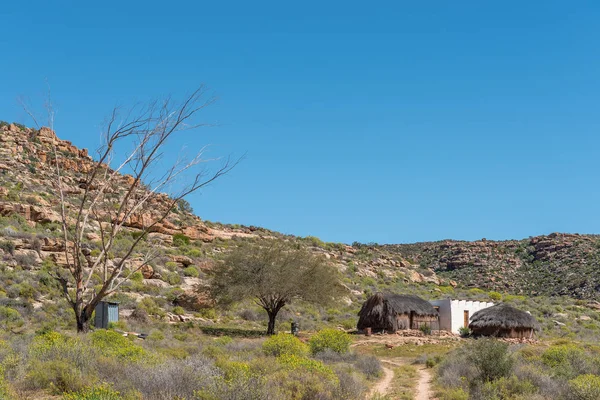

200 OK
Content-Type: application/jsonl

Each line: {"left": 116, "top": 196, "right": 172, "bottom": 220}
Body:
{"left": 2, "top": 1, "right": 600, "bottom": 244}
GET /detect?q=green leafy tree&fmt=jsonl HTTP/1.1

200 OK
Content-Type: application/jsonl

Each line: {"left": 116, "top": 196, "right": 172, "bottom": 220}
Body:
{"left": 210, "top": 242, "right": 344, "bottom": 335}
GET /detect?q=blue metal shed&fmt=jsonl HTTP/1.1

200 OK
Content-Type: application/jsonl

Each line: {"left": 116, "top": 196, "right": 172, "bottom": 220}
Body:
{"left": 94, "top": 301, "right": 119, "bottom": 329}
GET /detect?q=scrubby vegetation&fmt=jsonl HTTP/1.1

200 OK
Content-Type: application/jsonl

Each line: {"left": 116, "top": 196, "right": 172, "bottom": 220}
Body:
{"left": 435, "top": 339, "right": 600, "bottom": 400}
{"left": 4, "top": 122, "right": 600, "bottom": 399}
{"left": 0, "top": 328, "right": 378, "bottom": 399}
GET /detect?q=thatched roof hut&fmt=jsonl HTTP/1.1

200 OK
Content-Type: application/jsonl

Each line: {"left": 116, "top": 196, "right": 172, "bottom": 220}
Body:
{"left": 357, "top": 293, "right": 439, "bottom": 332}
{"left": 469, "top": 303, "right": 540, "bottom": 338}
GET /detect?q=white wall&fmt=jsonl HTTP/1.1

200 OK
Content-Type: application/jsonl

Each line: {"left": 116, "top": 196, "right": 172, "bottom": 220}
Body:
{"left": 430, "top": 299, "right": 494, "bottom": 334}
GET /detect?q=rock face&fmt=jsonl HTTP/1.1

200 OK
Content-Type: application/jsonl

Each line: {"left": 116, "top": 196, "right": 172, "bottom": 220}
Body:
{"left": 3, "top": 120, "right": 600, "bottom": 328}
{"left": 383, "top": 233, "right": 600, "bottom": 299}
{"left": 175, "top": 289, "right": 213, "bottom": 311}
{"left": 0, "top": 123, "right": 268, "bottom": 247}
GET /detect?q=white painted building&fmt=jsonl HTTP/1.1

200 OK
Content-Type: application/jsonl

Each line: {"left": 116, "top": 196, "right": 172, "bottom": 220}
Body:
{"left": 429, "top": 299, "right": 494, "bottom": 334}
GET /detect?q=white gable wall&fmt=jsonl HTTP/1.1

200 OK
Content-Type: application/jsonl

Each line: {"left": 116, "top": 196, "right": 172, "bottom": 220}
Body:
{"left": 430, "top": 299, "right": 494, "bottom": 334}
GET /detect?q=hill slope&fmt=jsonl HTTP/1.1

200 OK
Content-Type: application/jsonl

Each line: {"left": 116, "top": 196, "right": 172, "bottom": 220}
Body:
{"left": 382, "top": 233, "right": 600, "bottom": 299}
{"left": 1, "top": 120, "right": 600, "bottom": 336}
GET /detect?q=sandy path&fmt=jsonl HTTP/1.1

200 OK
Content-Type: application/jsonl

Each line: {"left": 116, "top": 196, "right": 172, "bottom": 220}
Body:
{"left": 369, "top": 365, "right": 394, "bottom": 398}
{"left": 414, "top": 365, "right": 433, "bottom": 400}
{"left": 374, "top": 359, "right": 433, "bottom": 400}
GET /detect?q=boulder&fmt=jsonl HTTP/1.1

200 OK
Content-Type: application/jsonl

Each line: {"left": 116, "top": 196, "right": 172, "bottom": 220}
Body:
{"left": 173, "top": 255, "right": 193, "bottom": 267}
{"left": 38, "top": 126, "right": 57, "bottom": 139}
{"left": 148, "top": 232, "right": 173, "bottom": 245}
{"left": 174, "top": 289, "right": 213, "bottom": 311}
{"left": 141, "top": 264, "right": 154, "bottom": 279}
{"left": 143, "top": 279, "right": 169, "bottom": 288}
{"left": 13, "top": 249, "right": 42, "bottom": 268}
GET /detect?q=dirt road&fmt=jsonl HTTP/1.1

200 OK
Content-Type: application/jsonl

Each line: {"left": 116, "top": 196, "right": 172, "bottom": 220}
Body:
{"left": 370, "top": 359, "right": 433, "bottom": 399}
{"left": 369, "top": 365, "right": 394, "bottom": 397}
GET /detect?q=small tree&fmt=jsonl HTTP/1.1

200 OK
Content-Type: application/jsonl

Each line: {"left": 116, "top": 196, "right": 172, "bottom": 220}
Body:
{"left": 210, "top": 242, "right": 344, "bottom": 335}
{"left": 23, "top": 86, "right": 236, "bottom": 332}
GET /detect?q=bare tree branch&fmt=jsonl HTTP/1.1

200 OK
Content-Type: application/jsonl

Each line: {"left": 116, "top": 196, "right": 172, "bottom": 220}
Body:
{"left": 22, "top": 85, "right": 237, "bottom": 332}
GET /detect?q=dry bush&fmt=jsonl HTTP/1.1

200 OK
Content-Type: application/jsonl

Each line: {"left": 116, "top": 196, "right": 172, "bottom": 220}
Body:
{"left": 100, "top": 355, "right": 220, "bottom": 400}
{"left": 334, "top": 370, "right": 367, "bottom": 399}
{"left": 514, "top": 363, "right": 569, "bottom": 399}
{"left": 353, "top": 355, "right": 382, "bottom": 380}
{"left": 314, "top": 349, "right": 357, "bottom": 363}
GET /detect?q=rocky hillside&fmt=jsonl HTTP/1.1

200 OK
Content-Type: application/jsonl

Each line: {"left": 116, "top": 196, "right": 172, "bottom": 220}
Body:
{"left": 0, "top": 121, "right": 450, "bottom": 329}
{"left": 1, "top": 120, "right": 600, "bottom": 334}
{"left": 382, "top": 233, "right": 600, "bottom": 299}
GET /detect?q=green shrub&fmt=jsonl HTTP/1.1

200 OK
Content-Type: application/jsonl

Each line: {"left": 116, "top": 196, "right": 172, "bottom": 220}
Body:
{"left": 183, "top": 266, "right": 199, "bottom": 277}
{"left": 214, "top": 336, "right": 233, "bottom": 346}
{"left": 479, "top": 375, "right": 537, "bottom": 399}
{"left": 173, "top": 306, "right": 185, "bottom": 315}
{"left": 176, "top": 199, "right": 194, "bottom": 214}
{"left": 0, "top": 368, "right": 13, "bottom": 399}
{"left": 439, "top": 387, "right": 468, "bottom": 400}
{"left": 197, "top": 308, "right": 217, "bottom": 320}
{"left": 0, "top": 241, "right": 15, "bottom": 256}
{"left": 425, "top": 356, "right": 443, "bottom": 368}
{"left": 309, "top": 329, "right": 352, "bottom": 355}
{"left": 63, "top": 383, "right": 122, "bottom": 400}
{"left": 129, "top": 271, "right": 143, "bottom": 282}
{"left": 27, "top": 359, "right": 87, "bottom": 394}
{"left": 147, "top": 330, "right": 165, "bottom": 341}
{"left": 304, "top": 236, "right": 326, "bottom": 248}
{"left": 488, "top": 291, "right": 502, "bottom": 301}
{"left": 165, "top": 261, "right": 178, "bottom": 271}
{"left": 439, "top": 286, "right": 455, "bottom": 295}
{"left": 466, "top": 339, "right": 514, "bottom": 383}
{"left": 542, "top": 344, "right": 585, "bottom": 368}
{"left": 262, "top": 333, "right": 309, "bottom": 357}
{"left": 569, "top": 374, "right": 600, "bottom": 400}
{"left": 185, "top": 248, "right": 202, "bottom": 258}
{"left": 0, "top": 307, "right": 24, "bottom": 331}
{"left": 458, "top": 327, "right": 471, "bottom": 338}
{"left": 277, "top": 354, "right": 338, "bottom": 383}
{"left": 165, "top": 272, "right": 181, "bottom": 285}
{"left": 90, "top": 330, "right": 146, "bottom": 362}
{"left": 468, "top": 288, "right": 485, "bottom": 296}
{"left": 420, "top": 324, "right": 432, "bottom": 335}
{"left": 541, "top": 343, "right": 590, "bottom": 379}
{"left": 172, "top": 233, "right": 190, "bottom": 247}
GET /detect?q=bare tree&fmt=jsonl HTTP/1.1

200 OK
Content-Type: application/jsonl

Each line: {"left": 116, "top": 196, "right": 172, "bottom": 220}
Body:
{"left": 24, "top": 86, "right": 236, "bottom": 332}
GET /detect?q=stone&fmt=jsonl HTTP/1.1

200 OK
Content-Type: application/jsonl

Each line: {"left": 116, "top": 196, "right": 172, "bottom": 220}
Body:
{"left": 174, "top": 289, "right": 213, "bottom": 311}
{"left": 141, "top": 264, "right": 154, "bottom": 279}
{"left": 143, "top": 279, "right": 169, "bottom": 288}
{"left": 173, "top": 255, "right": 193, "bottom": 267}
{"left": 38, "top": 126, "right": 57, "bottom": 139}
{"left": 13, "top": 249, "right": 42, "bottom": 268}
{"left": 148, "top": 232, "right": 173, "bottom": 245}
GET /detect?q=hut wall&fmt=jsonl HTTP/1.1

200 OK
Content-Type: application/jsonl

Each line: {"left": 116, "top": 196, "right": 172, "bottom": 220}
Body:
{"left": 471, "top": 326, "right": 536, "bottom": 339}
{"left": 411, "top": 314, "right": 439, "bottom": 330}
{"left": 396, "top": 314, "right": 410, "bottom": 330}
{"left": 430, "top": 299, "right": 494, "bottom": 334}
{"left": 393, "top": 314, "right": 438, "bottom": 331}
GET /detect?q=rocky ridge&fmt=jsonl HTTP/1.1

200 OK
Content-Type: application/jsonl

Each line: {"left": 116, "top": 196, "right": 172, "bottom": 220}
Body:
{"left": 0, "top": 122, "right": 445, "bottom": 323}
{"left": 1, "top": 120, "right": 600, "bottom": 329}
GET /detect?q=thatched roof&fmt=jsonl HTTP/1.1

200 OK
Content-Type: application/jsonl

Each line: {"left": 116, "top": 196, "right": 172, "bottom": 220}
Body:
{"left": 357, "top": 293, "right": 438, "bottom": 331}
{"left": 469, "top": 303, "right": 540, "bottom": 331}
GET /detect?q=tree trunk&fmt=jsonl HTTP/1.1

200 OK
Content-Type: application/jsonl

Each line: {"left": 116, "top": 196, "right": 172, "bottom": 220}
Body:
{"left": 266, "top": 310, "right": 277, "bottom": 335}
{"left": 76, "top": 313, "right": 92, "bottom": 333}
{"left": 75, "top": 302, "right": 94, "bottom": 333}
